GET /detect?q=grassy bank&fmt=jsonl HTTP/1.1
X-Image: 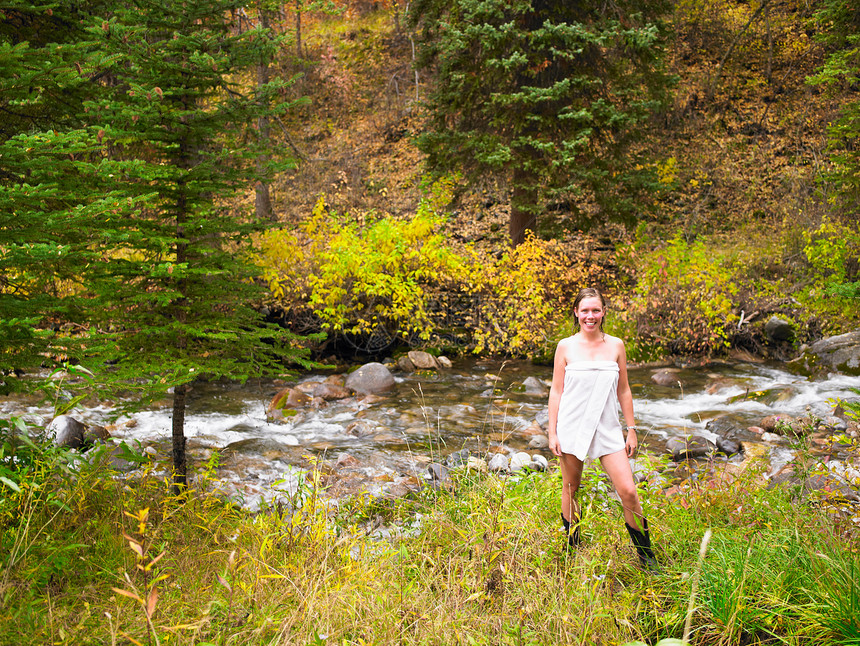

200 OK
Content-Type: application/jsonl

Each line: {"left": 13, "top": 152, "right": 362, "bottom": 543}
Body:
{"left": 2, "top": 436, "right": 858, "bottom": 646}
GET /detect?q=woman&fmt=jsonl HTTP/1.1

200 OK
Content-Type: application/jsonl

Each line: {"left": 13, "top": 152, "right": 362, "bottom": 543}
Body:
{"left": 547, "top": 287, "right": 657, "bottom": 568}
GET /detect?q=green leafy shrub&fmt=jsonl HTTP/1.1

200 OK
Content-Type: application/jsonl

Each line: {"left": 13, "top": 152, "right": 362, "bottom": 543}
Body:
{"left": 468, "top": 234, "right": 590, "bottom": 356}
{"left": 803, "top": 216, "right": 860, "bottom": 304}
{"left": 625, "top": 231, "right": 739, "bottom": 355}
{"left": 255, "top": 198, "right": 594, "bottom": 356}
{"left": 256, "top": 195, "right": 465, "bottom": 343}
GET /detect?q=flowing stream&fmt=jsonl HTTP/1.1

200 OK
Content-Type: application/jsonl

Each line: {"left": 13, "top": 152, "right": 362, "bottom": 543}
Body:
{"left": 3, "top": 359, "right": 857, "bottom": 510}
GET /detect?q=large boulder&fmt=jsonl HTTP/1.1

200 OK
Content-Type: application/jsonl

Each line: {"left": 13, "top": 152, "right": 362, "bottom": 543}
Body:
{"left": 436, "top": 356, "right": 453, "bottom": 369}
{"left": 47, "top": 415, "right": 86, "bottom": 449}
{"left": 522, "top": 376, "right": 548, "bottom": 396}
{"left": 807, "top": 331, "right": 860, "bottom": 375}
{"left": 764, "top": 316, "right": 794, "bottom": 343}
{"left": 705, "top": 415, "right": 754, "bottom": 455}
{"left": 407, "top": 350, "right": 438, "bottom": 370}
{"left": 488, "top": 453, "right": 510, "bottom": 473}
{"left": 396, "top": 355, "right": 416, "bottom": 372}
{"left": 651, "top": 368, "right": 682, "bottom": 387}
{"left": 268, "top": 387, "right": 311, "bottom": 412}
{"left": 344, "top": 362, "right": 395, "bottom": 395}
{"left": 312, "top": 382, "right": 352, "bottom": 401}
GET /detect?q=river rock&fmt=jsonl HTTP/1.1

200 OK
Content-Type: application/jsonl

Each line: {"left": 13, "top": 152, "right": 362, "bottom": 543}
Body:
{"left": 828, "top": 459, "right": 860, "bottom": 484}
{"left": 312, "top": 383, "right": 352, "bottom": 400}
{"left": 631, "top": 460, "right": 649, "bottom": 484}
{"left": 294, "top": 380, "right": 322, "bottom": 394}
{"left": 705, "top": 415, "right": 745, "bottom": 437}
{"left": 768, "top": 415, "right": 812, "bottom": 437}
{"left": 84, "top": 424, "right": 111, "bottom": 445}
{"left": 102, "top": 442, "right": 145, "bottom": 472}
{"left": 488, "top": 453, "right": 510, "bottom": 473}
{"left": 427, "top": 462, "right": 449, "bottom": 481}
{"left": 807, "top": 330, "right": 860, "bottom": 375}
{"left": 267, "top": 387, "right": 309, "bottom": 412}
{"left": 769, "top": 466, "right": 860, "bottom": 502}
{"left": 519, "top": 421, "right": 544, "bottom": 437}
{"left": 47, "top": 415, "right": 86, "bottom": 449}
{"left": 705, "top": 415, "right": 751, "bottom": 455}
{"left": 436, "top": 356, "right": 453, "bottom": 369}
{"left": 336, "top": 452, "right": 360, "bottom": 468}
{"left": 759, "top": 414, "right": 805, "bottom": 435}
{"left": 345, "top": 362, "right": 395, "bottom": 395}
{"left": 716, "top": 437, "right": 742, "bottom": 455}
{"left": 510, "top": 452, "right": 532, "bottom": 472}
{"left": 522, "top": 377, "right": 548, "bottom": 396}
{"left": 705, "top": 375, "right": 736, "bottom": 395}
{"left": 666, "top": 435, "right": 715, "bottom": 460}
{"left": 765, "top": 316, "right": 794, "bottom": 342}
{"left": 651, "top": 369, "right": 681, "bottom": 387}
{"left": 834, "top": 398, "right": 860, "bottom": 421}
{"left": 445, "top": 448, "right": 471, "bottom": 468}
{"left": 397, "top": 355, "right": 415, "bottom": 372}
{"left": 821, "top": 415, "right": 848, "bottom": 432}
{"left": 761, "top": 432, "right": 784, "bottom": 443}
{"left": 466, "top": 456, "right": 488, "bottom": 473}
{"left": 530, "top": 455, "right": 548, "bottom": 472}
{"left": 408, "top": 350, "right": 438, "bottom": 370}
{"left": 287, "top": 389, "right": 312, "bottom": 407}
{"left": 346, "top": 420, "right": 375, "bottom": 437}
{"left": 384, "top": 483, "right": 413, "bottom": 500}
{"left": 535, "top": 407, "right": 549, "bottom": 429}
{"left": 325, "top": 374, "right": 346, "bottom": 386}
{"left": 528, "top": 434, "right": 549, "bottom": 449}
{"left": 225, "top": 437, "right": 298, "bottom": 455}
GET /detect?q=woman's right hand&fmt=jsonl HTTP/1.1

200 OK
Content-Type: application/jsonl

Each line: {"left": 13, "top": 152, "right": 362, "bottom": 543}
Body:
{"left": 548, "top": 432, "right": 561, "bottom": 457}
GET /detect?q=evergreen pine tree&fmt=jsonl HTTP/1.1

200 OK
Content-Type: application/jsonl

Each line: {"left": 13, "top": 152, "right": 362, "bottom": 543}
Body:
{"left": 809, "top": 0, "right": 860, "bottom": 214}
{"left": 75, "top": 0, "right": 310, "bottom": 490}
{"left": 0, "top": 0, "right": 144, "bottom": 388}
{"left": 409, "top": 0, "right": 671, "bottom": 245}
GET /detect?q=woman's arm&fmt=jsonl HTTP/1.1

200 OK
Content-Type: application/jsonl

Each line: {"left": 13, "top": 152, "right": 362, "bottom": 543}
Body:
{"left": 547, "top": 340, "right": 567, "bottom": 457}
{"left": 615, "top": 340, "right": 637, "bottom": 457}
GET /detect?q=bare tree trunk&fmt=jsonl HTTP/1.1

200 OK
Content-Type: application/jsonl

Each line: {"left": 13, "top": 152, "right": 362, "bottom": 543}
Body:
{"left": 509, "top": 167, "right": 538, "bottom": 247}
{"left": 295, "top": 0, "right": 302, "bottom": 59}
{"left": 765, "top": 4, "right": 773, "bottom": 84}
{"left": 256, "top": 9, "right": 274, "bottom": 221}
{"left": 172, "top": 129, "right": 192, "bottom": 494}
{"left": 171, "top": 384, "right": 188, "bottom": 494}
{"left": 707, "top": 0, "right": 773, "bottom": 99}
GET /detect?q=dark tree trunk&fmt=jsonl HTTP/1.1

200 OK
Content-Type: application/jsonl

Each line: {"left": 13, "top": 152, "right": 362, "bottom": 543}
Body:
{"left": 172, "top": 128, "right": 192, "bottom": 494}
{"left": 171, "top": 383, "right": 188, "bottom": 494}
{"left": 256, "top": 10, "right": 274, "bottom": 221}
{"left": 295, "top": 0, "right": 302, "bottom": 59}
{"left": 509, "top": 168, "right": 538, "bottom": 246}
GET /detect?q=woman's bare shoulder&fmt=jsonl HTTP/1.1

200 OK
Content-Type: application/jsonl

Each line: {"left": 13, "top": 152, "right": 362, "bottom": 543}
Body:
{"left": 603, "top": 334, "right": 627, "bottom": 354}
{"left": 554, "top": 335, "right": 579, "bottom": 362}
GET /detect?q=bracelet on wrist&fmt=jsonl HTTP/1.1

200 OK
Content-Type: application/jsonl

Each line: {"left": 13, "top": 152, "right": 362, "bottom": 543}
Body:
{"left": 625, "top": 425, "right": 637, "bottom": 431}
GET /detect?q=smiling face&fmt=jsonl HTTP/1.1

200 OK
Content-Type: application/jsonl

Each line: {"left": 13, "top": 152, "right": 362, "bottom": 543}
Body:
{"left": 574, "top": 296, "right": 605, "bottom": 333}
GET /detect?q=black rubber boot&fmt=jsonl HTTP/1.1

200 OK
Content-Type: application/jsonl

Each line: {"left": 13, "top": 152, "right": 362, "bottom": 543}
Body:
{"left": 561, "top": 512, "right": 581, "bottom": 548}
{"left": 625, "top": 518, "right": 658, "bottom": 570}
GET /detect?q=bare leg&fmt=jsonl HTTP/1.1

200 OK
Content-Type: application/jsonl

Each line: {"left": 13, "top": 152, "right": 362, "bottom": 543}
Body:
{"left": 559, "top": 453, "right": 584, "bottom": 523}
{"left": 599, "top": 449, "right": 645, "bottom": 529}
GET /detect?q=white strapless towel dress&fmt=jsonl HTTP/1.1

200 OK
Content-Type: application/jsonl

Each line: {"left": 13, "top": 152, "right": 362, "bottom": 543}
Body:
{"left": 556, "top": 360, "right": 625, "bottom": 461}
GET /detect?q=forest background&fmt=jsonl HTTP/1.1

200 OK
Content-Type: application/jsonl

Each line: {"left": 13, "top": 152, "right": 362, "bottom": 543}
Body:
{"left": 2, "top": 0, "right": 859, "bottom": 382}
{"left": 2, "top": 0, "right": 860, "bottom": 644}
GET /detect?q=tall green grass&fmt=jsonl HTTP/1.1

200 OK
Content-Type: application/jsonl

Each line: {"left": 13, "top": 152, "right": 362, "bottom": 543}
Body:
{"left": 1, "top": 432, "right": 858, "bottom": 645}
